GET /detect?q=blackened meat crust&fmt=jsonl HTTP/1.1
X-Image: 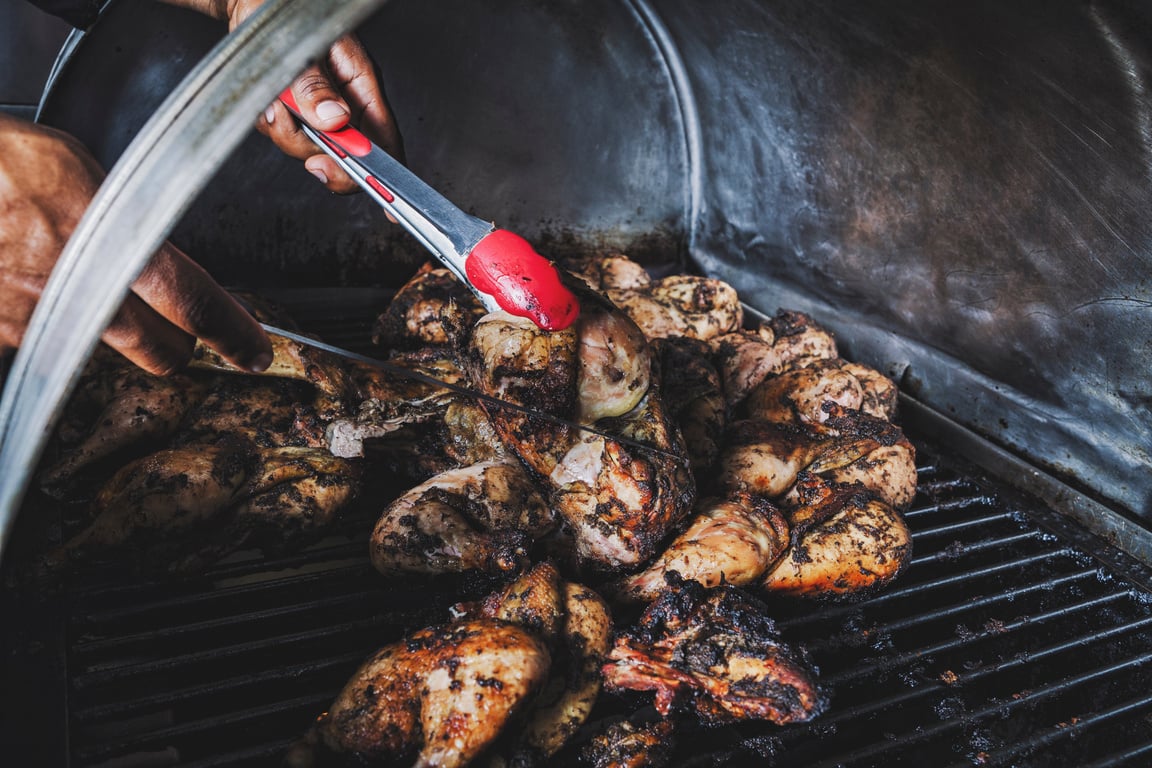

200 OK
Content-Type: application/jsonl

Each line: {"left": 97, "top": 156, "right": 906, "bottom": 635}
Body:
{"left": 602, "top": 577, "right": 827, "bottom": 725}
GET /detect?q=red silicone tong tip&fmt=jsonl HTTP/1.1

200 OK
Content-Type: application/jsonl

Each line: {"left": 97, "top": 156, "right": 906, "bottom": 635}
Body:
{"left": 466, "top": 230, "right": 580, "bottom": 331}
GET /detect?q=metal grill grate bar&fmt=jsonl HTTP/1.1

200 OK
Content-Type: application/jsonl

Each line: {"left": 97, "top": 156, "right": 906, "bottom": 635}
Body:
{"left": 70, "top": 563, "right": 374, "bottom": 623}
{"left": 74, "top": 651, "right": 365, "bottom": 723}
{"left": 777, "top": 550, "right": 1085, "bottom": 629}
{"left": 826, "top": 590, "right": 1143, "bottom": 684}
{"left": 76, "top": 693, "right": 332, "bottom": 763}
{"left": 177, "top": 739, "right": 296, "bottom": 768}
{"left": 73, "top": 613, "right": 399, "bottom": 689}
{"left": 909, "top": 511, "right": 1021, "bottom": 537}
{"left": 810, "top": 572, "right": 1118, "bottom": 655}
{"left": 804, "top": 650, "right": 1152, "bottom": 767}
{"left": 903, "top": 495, "right": 998, "bottom": 518}
{"left": 909, "top": 530, "right": 1048, "bottom": 565}
{"left": 942, "top": 693, "right": 1152, "bottom": 768}
{"left": 750, "top": 613, "right": 1152, "bottom": 760}
{"left": 1080, "top": 739, "right": 1152, "bottom": 768}
{"left": 72, "top": 586, "right": 387, "bottom": 655}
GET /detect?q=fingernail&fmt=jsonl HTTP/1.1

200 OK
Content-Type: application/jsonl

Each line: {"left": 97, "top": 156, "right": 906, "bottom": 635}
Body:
{"left": 264, "top": 105, "right": 276, "bottom": 125}
{"left": 314, "top": 100, "right": 348, "bottom": 123}
{"left": 309, "top": 167, "right": 329, "bottom": 184}
{"left": 247, "top": 352, "right": 274, "bottom": 373}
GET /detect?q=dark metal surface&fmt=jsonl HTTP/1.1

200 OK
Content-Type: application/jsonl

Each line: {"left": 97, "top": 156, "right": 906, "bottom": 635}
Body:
{"left": 670, "top": 0, "right": 1152, "bottom": 530}
{"left": 0, "top": 1, "right": 70, "bottom": 106}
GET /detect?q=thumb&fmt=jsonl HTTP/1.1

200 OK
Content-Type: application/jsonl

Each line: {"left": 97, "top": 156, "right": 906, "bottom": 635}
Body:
{"left": 289, "top": 63, "right": 351, "bottom": 131}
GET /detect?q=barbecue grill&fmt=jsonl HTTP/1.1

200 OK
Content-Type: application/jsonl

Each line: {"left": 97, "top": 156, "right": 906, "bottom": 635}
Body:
{"left": 3, "top": 0, "right": 1152, "bottom": 766}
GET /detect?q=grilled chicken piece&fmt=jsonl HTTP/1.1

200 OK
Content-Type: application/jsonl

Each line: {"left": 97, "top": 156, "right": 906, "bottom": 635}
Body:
{"left": 742, "top": 357, "right": 900, "bottom": 426}
{"left": 467, "top": 282, "right": 651, "bottom": 427}
{"left": 440, "top": 400, "right": 508, "bottom": 466}
{"left": 567, "top": 253, "right": 742, "bottom": 341}
{"left": 842, "top": 361, "right": 899, "bottom": 421}
{"left": 171, "top": 377, "right": 320, "bottom": 448}
{"left": 717, "top": 409, "right": 914, "bottom": 502}
{"left": 605, "top": 275, "right": 743, "bottom": 342}
{"left": 548, "top": 379, "right": 695, "bottom": 572}
{"left": 783, "top": 434, "right": 918, "bottom": 512}
{"left": 742, "top": 358, "right": 865, "bottom": 425}
{"left": 611, "top": 492, "right": 790, "bottom": 604}
{"left": 711, "top": 311, "right": 838, "bottom": 408}
{"left": 509, "top": 580, "right": 613, "bottom": 763}
{"left": 566, "top": 252, "right": 654, "bottom": 291}
{"left": 462, "top": 563, "right": 614, "bottom": 764}
{"left": 466, "top": 285, "right": 693, "bottom": 572}
{"left": 372, "top": 262, "right": 486, "bottom": 350}
{"left": 762, "top": 479, "right": 912, "bottom": 599}
{"left": 40, "top": 359, "right": 208, "bottom": 499}
{"left": 789, "top": 408, "right": 918, "bottom": 511}
{"left": 47, "top": 442, "right": 359, "bottom": 574}
{"left": 582, "top": 719, "right": 676, "bottom": 768}
{"left": 299, "top": 619, "right": 551, "bottom": 768}
{"left": 656, "top": 337, "right": 726, "bottom": 476}
{"left": 292, "top": 564, "right": 607, "bottom": 768}
{"left": 603, "top": 577, "right": 826, "bottom": 724}
{"left": 370, "top": 458, "right": 555, "bottom": 576}
{"left": 715, "top": 420, "right": 831, "bottom": 498}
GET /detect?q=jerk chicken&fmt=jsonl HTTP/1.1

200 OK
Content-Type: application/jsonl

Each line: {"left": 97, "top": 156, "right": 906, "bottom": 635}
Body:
{"left": 40, "top": 247, "right": 923, "bottom": 766}
{"left": 286, "top": 563, "right": 611, "bottom": 768}
{"left": 602, "top": 575, "right": 827, "bottom": 724}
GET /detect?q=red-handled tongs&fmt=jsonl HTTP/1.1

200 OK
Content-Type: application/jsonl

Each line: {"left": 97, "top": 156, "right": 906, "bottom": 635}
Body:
{"left": 279, "top": 90, "right": 579, "bottom": 331}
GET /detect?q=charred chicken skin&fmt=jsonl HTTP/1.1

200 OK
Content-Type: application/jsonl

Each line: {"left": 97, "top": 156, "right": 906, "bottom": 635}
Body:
{"left": 711, "top": 310, "right": 839, "bottom": 408}
{"left": 603, "top": 576, "right": 826, "bottom": 724}
{"left": 581, "top": 718, "right": 677, "bottom": 768}
{"left": 40, "top": 352, "right": 208, "bottom": 499}
{"left": 47, "top": 440, "right": 359, "bottom": 574}
{"left": 761, "top": 474, "right": 912, "bottom": 598}
{"left": 296, "top": 619, "right": 551, "bottom": 768}
{"left": 290, "top": 563, "right": 611, "bottom": 768}
{"left": 610, "top": 492, "right": 790, "bottom": 604}
{"left": 370, "top": 458, "right": 555, "bottom": 577}
{"left": 567, "top": 253, "right": 744, "bottom": 341}
{"left": 463, "top": 282, "right": 694, "bottom": 572}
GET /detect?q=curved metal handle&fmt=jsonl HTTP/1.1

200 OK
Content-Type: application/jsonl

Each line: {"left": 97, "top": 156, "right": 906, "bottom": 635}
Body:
{"left": 0, "top": 0, "right": 391, "bottom": 561}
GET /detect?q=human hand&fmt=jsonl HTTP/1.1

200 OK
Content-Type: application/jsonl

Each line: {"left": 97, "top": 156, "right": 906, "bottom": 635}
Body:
{"left": 0, "top": 114, "right": 272, "bottom": 375}
{"left": 164, "top": 0, "right": 404, "bottom": 193}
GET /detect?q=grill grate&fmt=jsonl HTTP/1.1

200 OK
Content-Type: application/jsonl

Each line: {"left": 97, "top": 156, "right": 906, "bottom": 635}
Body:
{"left": 30, "top": 445, "right": 1152, "bottom": 768}
{"left": 5, "top": 293, "right": 1152, "bottom": 767}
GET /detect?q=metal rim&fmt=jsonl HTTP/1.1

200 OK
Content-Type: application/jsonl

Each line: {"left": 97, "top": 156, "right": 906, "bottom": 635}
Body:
{"left": 0, "top": 0, "right": 392, "bottom": 561}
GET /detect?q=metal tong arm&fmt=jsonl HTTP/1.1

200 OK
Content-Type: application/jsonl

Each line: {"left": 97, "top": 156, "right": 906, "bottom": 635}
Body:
{"left": 278, "top": 90, "right": 579, "bottom": 332}
{"left": 278, "top": 90, "right": 496, "bottom": 306}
